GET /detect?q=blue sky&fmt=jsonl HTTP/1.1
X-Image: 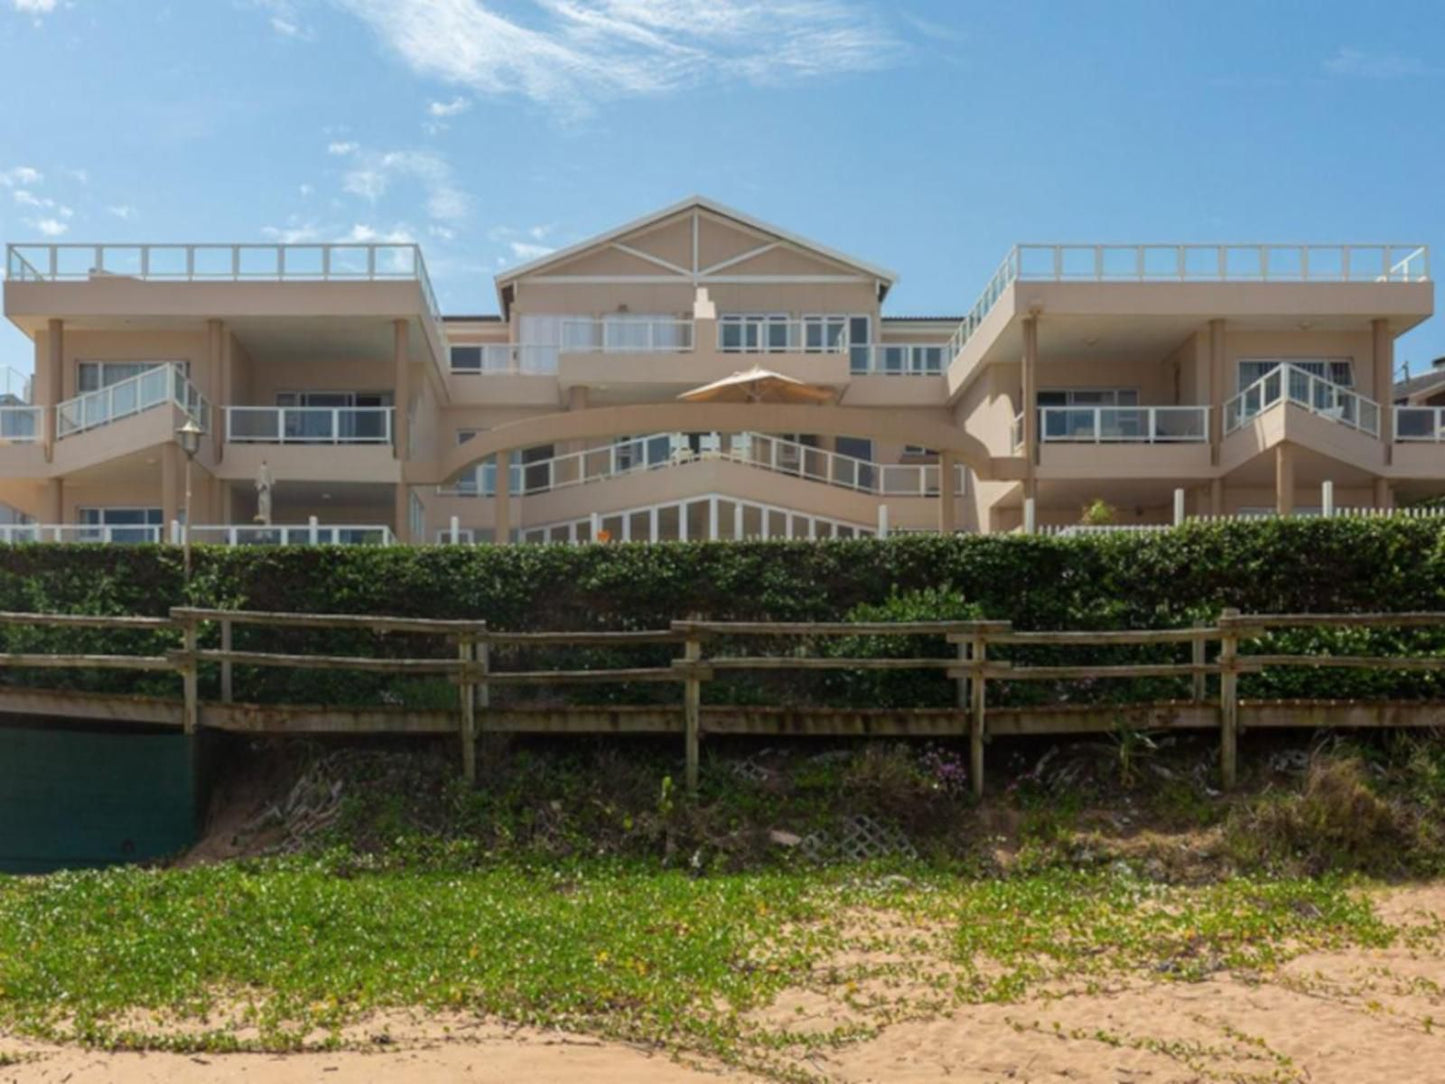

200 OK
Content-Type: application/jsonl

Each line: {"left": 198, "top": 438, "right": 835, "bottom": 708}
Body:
{"left": 1, "top": 0, "right": 1442, "bottom": 378}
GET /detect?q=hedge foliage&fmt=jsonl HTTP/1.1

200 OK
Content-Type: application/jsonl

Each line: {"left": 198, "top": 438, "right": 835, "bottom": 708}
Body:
{"left": 0, "top": 517, "right": 1443, "bottom": 707}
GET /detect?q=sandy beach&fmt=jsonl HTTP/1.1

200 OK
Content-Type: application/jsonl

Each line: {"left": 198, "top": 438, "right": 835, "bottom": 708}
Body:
{"left": 5, "top": 884, "right": 1442, "bottom": 1084}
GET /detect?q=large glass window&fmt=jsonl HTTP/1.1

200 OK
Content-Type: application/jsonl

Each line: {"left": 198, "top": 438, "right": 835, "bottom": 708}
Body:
{"left": 518, "top": 315, "right": 569, "bottom": 372}
{"left": 1237, "top": 358, "right": 1353, "bottom": 392}
{"left": 719, "top": 313, "right": 790, "bottom": 352}
{"left": 450, "top": 345, "right": 482, "bottom": 371}
{"left": 77, "top": 506, "right": 163, "bottom": 543}
{"left": 276, "top": 391, "right": 392, "bottom": 441}
{"left": 76, "top": 361, "right": 183, "bottom": 393}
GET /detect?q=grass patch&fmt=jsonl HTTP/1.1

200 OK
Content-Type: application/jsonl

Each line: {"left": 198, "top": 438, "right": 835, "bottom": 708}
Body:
{"left": 0, "top": 860, "right": 1395, "bottom": 1074}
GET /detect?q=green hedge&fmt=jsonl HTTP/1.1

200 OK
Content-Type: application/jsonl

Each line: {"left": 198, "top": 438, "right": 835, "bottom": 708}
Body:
{"left": 0, "top": 518, "right": 1443, "bottom": 707}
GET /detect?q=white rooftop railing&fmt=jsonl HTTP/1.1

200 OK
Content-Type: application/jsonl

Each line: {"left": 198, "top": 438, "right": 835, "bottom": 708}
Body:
{"left": 5, "top": 242, "right": 443, "bottom": 332}
{"left": 947, "top": 243, "right": 1431, "bottom": 361}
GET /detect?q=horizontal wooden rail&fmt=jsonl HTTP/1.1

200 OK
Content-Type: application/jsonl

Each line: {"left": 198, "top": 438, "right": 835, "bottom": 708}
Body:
{"left": 7, "top": 605, "right": 1445, "bottom": 797}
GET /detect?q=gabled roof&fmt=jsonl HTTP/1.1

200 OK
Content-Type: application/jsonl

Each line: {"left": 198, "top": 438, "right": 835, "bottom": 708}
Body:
{"left": 1395, "top": 367, "right": 1445, "bottom": 403}
{"left": 493, "top": 195, "right": 898, "bottom": 312}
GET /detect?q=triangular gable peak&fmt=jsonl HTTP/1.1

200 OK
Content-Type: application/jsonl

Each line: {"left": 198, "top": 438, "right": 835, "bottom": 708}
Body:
{"left": 495, "top": 197, "right": 896, "bottom": 315}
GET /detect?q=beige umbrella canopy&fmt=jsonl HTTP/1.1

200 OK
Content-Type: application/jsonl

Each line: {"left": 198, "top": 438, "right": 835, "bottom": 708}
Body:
{"left": 677, "top": 366, "right": 834, "bottom": 404}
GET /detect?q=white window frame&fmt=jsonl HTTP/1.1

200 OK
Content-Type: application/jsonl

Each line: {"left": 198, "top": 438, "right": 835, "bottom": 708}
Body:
{"left": 719, "top": 312, "right": 790, "bottom": 352}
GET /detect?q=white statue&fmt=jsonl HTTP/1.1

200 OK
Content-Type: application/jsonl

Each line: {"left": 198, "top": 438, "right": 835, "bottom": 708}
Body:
{"left": 255, "top": 460, "right": 273, "bottom": 525}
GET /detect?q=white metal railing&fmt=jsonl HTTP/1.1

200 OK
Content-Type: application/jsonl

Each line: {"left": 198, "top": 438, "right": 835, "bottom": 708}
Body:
{"left": 850, "top": 343, "right": 947, "bottom": 376}
{"left": 225, "top": 406, "right": 393, "bottom": 444}
{"left": 1224, "top": 364, "right": 1380, "bottom": 437}
{"left": 6, "top": 242, "right": 443, "bottom": 335}
{"left": 1394, "top": 406, "right": 1445, "bottom": 442}
{"left": 0, "top": 367, "right": 32, "bottom": 405}
{"left": 55, "top": 363, "right": 210, "bottom": 439}
{"left": 450, "top": 344, "right": 560, "bottom": 375}
{"left": 442, "top": 432, "right": 966, "bottom": 499}
{"left": 717, "top": 319, "right": 849, "bottom": 354}
{"left": 0, "top": 406, "right": 41, "bottom": 442}
{"left": 1039, "top": 406, "right": 1209, "bottom": 443}
{"left": 189, "top": 524, "right": 396, "bottom": 546}
{"left": 560, "top": 318, "right": 695, "bottom": 353}
{"left": 0, "top": 523, "right": 164, "bottom": 544}
{"left": 947, "top": 243, "right": 1431, "bottom": 360}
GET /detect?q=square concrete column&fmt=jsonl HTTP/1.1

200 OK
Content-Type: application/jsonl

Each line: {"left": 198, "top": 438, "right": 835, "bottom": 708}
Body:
{"left": 207, "top": 319, "right": 225, "bottom": 460}
{"left": 43, "top": 318, "right": 63, "bottom": 461}
{"left": 938, "top": 452, "right": 958, "bottom": 533}
{"left": 1208, "top": 319, "right": 1225, "bottom": 464}
{"left": 1209, "top": 478, "right": 1224, "bottom": 517}
{"left": 1021, "top": 315, "right": 1038, "bottom": 502}
{"left": 1374, "top": 476, "right": 1392, "bottom": 510}
{"left": 43, "top": 478, "right": 63, "bottom": 524}
{"left": 494, "top": 451, "right": 511, "bottom": 544}
{"left": 393, "top": 319, "right": 410, "bottom": 460}
{"left": 1274, "top": 444, "right": 1294, "bottom": 516}
{"left": 1372, "top": 318, "right": 1392, "bottom": 452}
{"left": 393, "top": 484, "right": 411, "bottom": 544}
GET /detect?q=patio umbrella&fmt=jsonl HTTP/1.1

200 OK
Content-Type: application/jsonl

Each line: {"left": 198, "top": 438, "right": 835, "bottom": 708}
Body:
{"left": 677, "top": 366, "right": 834, "bottom": 404}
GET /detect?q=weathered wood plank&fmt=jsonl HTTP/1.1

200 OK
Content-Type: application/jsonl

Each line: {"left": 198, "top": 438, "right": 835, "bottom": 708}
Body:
{"left": 672, "top": 620, "right": 1012, "bottom": 637}
{"left": 979, "top": 628, "right": 1217, "bottom": 646}
{"left": 0, "top": 611, "right": 174, "bottom": 630}
{"left": 948, "top": 662, "right": 1215, "bottom": 681}
{"left": 172, "top": 607, "right": 488, "bottom": 635}
{"left": 178, "top": 649, "right": 462, "bottom": 674}
{"left": 706, "top": 656, "right": 955, "bottom": 671}
{"left": 0, "top": 653, "right": 174, "bottom": 671}
{"left": 1237, "top": 655, "right": 1445, "bottom": 671}
{"left": 1221, "top": 612, "right": 1445, "bottom": 629}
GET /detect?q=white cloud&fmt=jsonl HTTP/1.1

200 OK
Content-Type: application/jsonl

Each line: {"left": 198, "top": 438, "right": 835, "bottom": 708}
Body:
{"left": 0, "top": 166, "right": 42, "bottom": 187}
{"left": 509, "top": 240, "right": 554, "bottom": 260}
{"left": 248, "top": 0, "right": 309, "bottom": 38}
{"left": 13, "top": 190, "right": 71, "bottom": 217}
{"left": 333, "top": 0, "right": 902, "bottom": 113}
{"left": 341, "top": 223, "right": 417, "bottom": 243}
{"left": 107, "top": 205, "right": 136, "bottom": 220}
{"left": 1324, "top": 47, "right": 1434, "bottom": 79}
{"left": 12, "top": 0, "right": 58, "bottom": 14}
{"left": 427, "top": 95, "right": 471, "bottom": 117}
{"left": 327, "top": 140, "right": 359, "bottom": 155}
{"left": 340, "top": 148, "right": 468, "bottom": 222}
{"left": 428, "top": 224, "right": 456, "bottom": 241}
{"left": 30, "top": 217, "right": 68, "bottom": 237}
{"left": 261, "top": 221, "right": 324, "bottom": 243}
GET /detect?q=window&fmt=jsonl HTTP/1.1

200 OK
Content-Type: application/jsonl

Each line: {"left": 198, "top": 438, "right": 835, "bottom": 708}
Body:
{"left": 803, "top": 314, "right": 847, "bottom": 353}
{"left": 601, "top": 314, "right": 686, "bottom": 352}
{"left": 1237, "top": 358, "right": 1353, "bottom": 392}
{"left": 865, "top": 344, "right": 944, "bottom": 375}
{"left": 77, "top": 506, "right": 163, "bottom": 543}
{"left": 409, "top": 492, "right": 425, "bottom": 541}
{"left": 450, "top": 345, "right": 482, "bottom": 372}
{"left": 77, "top": 361, "right": 183, "bottom": 394}
{"left": 720, "top": 313, "right": 789, "bottom": 352}
{"left": 903, "top": 445, "right": 938, "bottom": 457}
{"left": 1037, "top": 388, "right": 1139, "bottom": 406}
{"left": 517, "top": 315, "right": 568, "bottom": 372}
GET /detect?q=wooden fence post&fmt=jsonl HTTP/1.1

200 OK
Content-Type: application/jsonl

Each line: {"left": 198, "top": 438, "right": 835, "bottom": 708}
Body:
{"left": 969, "top": 628, "right": 987, "bottom": 799}
{"left": 181, "top": 617, "right": 199, "bottom": 735}
{"left": 458, "top": 636, "right": 476, "bottom": 784}
{"left": 476, "top": 638, "right": 490, "bottom": 771}
{"left": 683, "top": 633, "right": 702, "bottom": 795}
{"left": 1219, "top": 608, "right": 1240, "bottom": 788}
{"left": 1192, "top": 621, "right": 1206, "bottom": 702}
{"left": 220, "top": 617, "right": 233, "bottom": 704}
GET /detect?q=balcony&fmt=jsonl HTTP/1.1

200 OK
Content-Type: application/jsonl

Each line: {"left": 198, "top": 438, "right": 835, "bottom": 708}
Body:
{"left": 1041, "top": 406, "right": 1208, "bottom": 443}
{"left": 562, "top": 317, "right": 695, "bottom": 354}
{"left": 0, "top": 407, "right": 40, "bottom": 443}
{"left": 850, "top": 343, "right": 947, "bottom": 376}
{"left": 948, "top": 243, "right": 1432, "bottom": 359}
{"left": 443, "top": 432, "right": 966, "bottom": 499}
{"left": 225, "top": 406, "right": 393, "bottom": 445}
{"left": 1224, "top": 364, "right": 1380, "bottom": 438}
{"left": 717, "top": 318, "right": 849, "bottom": 355}
{"left": 56, "top": 363, "right": 209, "bottom": 439}
{"left": 1394, "top": 407, "right": 1445, "bottom": 443}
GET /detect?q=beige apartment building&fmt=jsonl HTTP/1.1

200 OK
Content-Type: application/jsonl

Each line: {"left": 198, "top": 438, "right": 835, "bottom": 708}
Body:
{"left": 0, "top": 196, "right": 1435, "bottom": 544}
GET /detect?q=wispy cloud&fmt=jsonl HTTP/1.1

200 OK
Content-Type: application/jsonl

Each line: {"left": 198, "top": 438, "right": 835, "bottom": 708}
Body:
{"left": 340, "top": 147, "right": 468, "bottom": 222}
{"left": 30, "top": 217, "right": 68, "bottom": 237}
{"left": 247, "top": 0, "right": 309, "bottom": 38}
{"left": 11, "top": 0, "right": 59, "bottom": 17}
{"left": 107, "top": 204, "right": 136, "bottom": 220}
{"left": 1324, "top": 47, "right": 1435, "bottom": 79}
{"left": 327, "top": 140, "right": 359, "bottom": 155}
{"left": 0, "top": 166, "right": 42, "bottom": 187}
{"left": 427, "top": 95, "right": 471, "bottom": 117}
{"left": 508, "top": 240, "right": 554, "bottom": 261}
{"left": 332, "top": 0, "right": 902, "bottom": 113}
